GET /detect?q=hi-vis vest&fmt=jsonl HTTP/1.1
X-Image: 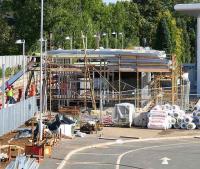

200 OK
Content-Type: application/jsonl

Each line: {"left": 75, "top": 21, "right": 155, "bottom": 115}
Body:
{"left": 7, "top": 89, "right": 13, "bottom": 97}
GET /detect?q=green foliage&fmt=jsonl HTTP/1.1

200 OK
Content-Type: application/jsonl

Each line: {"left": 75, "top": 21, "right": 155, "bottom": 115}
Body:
{"left": 154, "top": 18, "right": 172, "bottom": 54}
{"left": 0, "top": 68, "right": 2, "bottom": 78}
{"left": 5, "top": 67, "right": 12, "bottom": 77}
{"left": 0, "top": 0, "right": 197, "bottom": 63}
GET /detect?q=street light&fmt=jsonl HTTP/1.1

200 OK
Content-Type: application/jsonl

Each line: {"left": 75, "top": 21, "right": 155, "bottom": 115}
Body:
{"left": 39, "top": 38, "right": 47, "bottom": 113}
{"left": 81, "top": 34, "right": 87, "bottom": 49}
{"left": 15, "top": 39, "right": 26, "bottom": 100}
{"left": 112, "top": 32, "right": 117, "bottom": 49}
{"left": 39, "top": 0, "right": 44, "bottom": 141}
{"left": 119, "top": 32, "right": 124, "bottom": 49}
{"left": 102, "top": 33, "right": 108, "bottom": 49}
{"left": 15, "top": 39, "right": 26, "bottom": 130}
{"left": 93, "top": 34, "right": 100, "bottom": 49}
{"left": 65, "top": 36, "right": 72, "bottom": 50}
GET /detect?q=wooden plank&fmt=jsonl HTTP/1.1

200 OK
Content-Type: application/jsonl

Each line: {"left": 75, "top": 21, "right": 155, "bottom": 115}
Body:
{"left": 50, "top": 68, "right": 82, "bottom": 72}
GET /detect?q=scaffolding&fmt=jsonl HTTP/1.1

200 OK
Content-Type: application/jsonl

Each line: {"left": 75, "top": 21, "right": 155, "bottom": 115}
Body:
{"left": 46, "top": 50, "right": 190, "bottom": 112}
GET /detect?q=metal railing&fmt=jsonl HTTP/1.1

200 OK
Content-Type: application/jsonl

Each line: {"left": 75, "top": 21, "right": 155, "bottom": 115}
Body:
{"left": 0, "top": 96, "right": 38, "bottom": 136}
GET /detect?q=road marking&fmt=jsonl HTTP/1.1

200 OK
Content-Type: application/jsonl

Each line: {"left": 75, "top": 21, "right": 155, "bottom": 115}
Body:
{"left": 57, "top": 135, "right": 200, "bottom": 169}
{"left": 76, "top": 152, "right": 120, "bottom": 156}
{"left": 69, "top": 161, "right": 112, "bottom": 166}
{"left": 160, "top": 157, "right": 171, "bottom": 165}
{"left": 115, "top": 142, "right": 199, "bottom": 169}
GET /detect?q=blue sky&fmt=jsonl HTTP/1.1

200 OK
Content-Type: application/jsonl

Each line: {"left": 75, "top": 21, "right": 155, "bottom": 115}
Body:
{"left": 103, "top": 0, "right": 117, "bottom": 4}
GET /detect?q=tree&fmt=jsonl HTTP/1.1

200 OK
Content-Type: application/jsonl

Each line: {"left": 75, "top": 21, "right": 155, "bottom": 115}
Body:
{"left": 0, "top": 16, "right": 17, "bottom": 55}
{"left": 0, "top": 0, "right": 197, "bottom": 64}
{"left": 154, "top": 18, "right": 172, "bottom": 54}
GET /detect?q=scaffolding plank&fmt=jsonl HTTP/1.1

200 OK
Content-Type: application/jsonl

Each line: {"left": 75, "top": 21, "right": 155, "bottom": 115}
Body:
{"left": 50, "top": 68, "right": 82, "bottom": 72}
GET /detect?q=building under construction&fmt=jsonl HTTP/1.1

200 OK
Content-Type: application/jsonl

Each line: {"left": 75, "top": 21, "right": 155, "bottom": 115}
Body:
{"left": 46, "top": 48, "right": 190, "bottom": 112}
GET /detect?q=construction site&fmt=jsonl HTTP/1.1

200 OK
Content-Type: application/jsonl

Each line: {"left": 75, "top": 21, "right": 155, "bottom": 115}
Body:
{"left": 0, "top": 46, "right": 197, "bottom": 169}
{"left": 1, "top": 1, "right": 200, "bottom": 168}
{"left": 46, "top": 48, "right": 190, "bottom": 111}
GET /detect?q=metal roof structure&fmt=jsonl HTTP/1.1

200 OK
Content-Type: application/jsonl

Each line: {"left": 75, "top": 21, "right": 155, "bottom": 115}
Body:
{"left": 174, "top": 3, "right": 200, "bottom": 17}
{"left": 47, "top": 48, "right": 167, "bottom": 58}
{"left": 47, "top": 48, "right": 171, "bottom": 73}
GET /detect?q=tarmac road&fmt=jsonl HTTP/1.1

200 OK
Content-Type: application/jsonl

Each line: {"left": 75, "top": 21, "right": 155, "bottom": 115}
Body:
{"left": 63, "top": 138, "right": 200, "bottom": 169}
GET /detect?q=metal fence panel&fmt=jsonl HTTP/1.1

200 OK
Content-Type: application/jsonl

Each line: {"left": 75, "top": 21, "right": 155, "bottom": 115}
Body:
{"left": 0, "top": 96, "right": 38, "bottom": 136}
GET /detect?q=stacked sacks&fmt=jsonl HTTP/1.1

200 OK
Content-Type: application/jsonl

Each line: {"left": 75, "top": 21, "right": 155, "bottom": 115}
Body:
{"left": 147, "top": 105, "right": 170, "bottom": 130}
{"left": 148, "top": 104, "right": 196, "bottom": 130}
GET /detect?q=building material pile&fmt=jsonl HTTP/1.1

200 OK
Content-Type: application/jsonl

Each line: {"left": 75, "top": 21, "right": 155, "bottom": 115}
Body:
{"left": 102, "top": 115, "right": 113, "bottom": 126}
{"left": 148, "top": 104, "right": 196, "bottom": 130}
{"left": 192, "top": 100, "right": 200, "bottom": 129}
{"left": 113, "top": 103, "right": 136, "bottom": 127}
{"left": 148, "top": 105, "right": 172, "bottom": 130}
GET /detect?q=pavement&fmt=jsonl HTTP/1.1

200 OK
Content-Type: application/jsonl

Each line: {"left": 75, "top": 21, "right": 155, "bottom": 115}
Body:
{"left": 39, "top": 127, "right": 200, "bottom": 169}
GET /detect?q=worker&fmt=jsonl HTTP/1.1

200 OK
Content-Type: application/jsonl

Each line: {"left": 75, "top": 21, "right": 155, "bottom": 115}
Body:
{"left": 6, "top": 85, "right": 15, "bottom": 104}
{"left": 17, "top": 88, "right": 22, "bottom": 102}
{"left": 29, "top": 83, "right": 36, "bottom": 97}
{"left": 5, "top": 82, "right": 10, "bottom": 104}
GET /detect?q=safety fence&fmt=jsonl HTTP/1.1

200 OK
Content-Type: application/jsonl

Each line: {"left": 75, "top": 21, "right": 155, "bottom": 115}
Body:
{"left": 0, "top": 55, "right": 24, "bottom": 68}
{"left": 0, "top": 96, "right": 38, "bottom": 136}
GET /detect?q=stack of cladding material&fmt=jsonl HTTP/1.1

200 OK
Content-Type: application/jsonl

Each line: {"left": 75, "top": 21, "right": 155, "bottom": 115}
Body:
{"left": 148, "top": 104, "right": 196, "bottom": 130}
{"left": 147, "top": 105, "right": 171, "bottom": 130}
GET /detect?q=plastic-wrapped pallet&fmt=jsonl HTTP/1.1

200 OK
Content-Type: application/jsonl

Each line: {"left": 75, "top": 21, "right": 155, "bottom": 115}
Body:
{"left": 148, "top": 104, "right": 187, "bottom": 130}
{"left": 113, "top": 103, "right": 135, "bottom": 127}
{"left": 133, "top": 112, "right": 148, "bottom": 127}
{"left": 148, "top": 108, "right": 170, "bottom": 130}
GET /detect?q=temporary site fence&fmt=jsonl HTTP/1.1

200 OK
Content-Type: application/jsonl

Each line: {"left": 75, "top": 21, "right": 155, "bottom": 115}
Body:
{"left": 0, "top": 55, "right": 24, "bottom": 68}
{"left": 0, "top": 96, "right": 38, "bottom": 137}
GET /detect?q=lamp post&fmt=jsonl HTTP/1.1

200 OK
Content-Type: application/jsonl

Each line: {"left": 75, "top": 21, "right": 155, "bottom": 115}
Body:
{"left": 15, "top": 39, "right": 26, "bottom": 100}
{"left": 82, "top": 34, "right": 87, "bottom": 49}
{"left": 65, "top": 36, "right": 72, "bottom": 50}
{"left": 93, "top": 34, "right": 100, "bottom": 49}
{"left": 119, "top": 32, "right": 124, "bottom": 49}
{"left": 39, "top": 0, "right": 44, "bottom": 141}
{"left": 112, "top": 32, "right": 117, "bottom": 49}
{"left": 44, "top": 39, "right": 47, "bottom": 113}
{"left": 102, "top": 33, "right": 108, "bottom": 49}
{"left": 16, "top": 39, "right": 25, "bottom": 126}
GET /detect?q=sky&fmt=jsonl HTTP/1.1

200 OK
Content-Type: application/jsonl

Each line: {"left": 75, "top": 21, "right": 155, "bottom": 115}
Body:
{"left": 103, "top": 0, "right": 117, "bottom": 4}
